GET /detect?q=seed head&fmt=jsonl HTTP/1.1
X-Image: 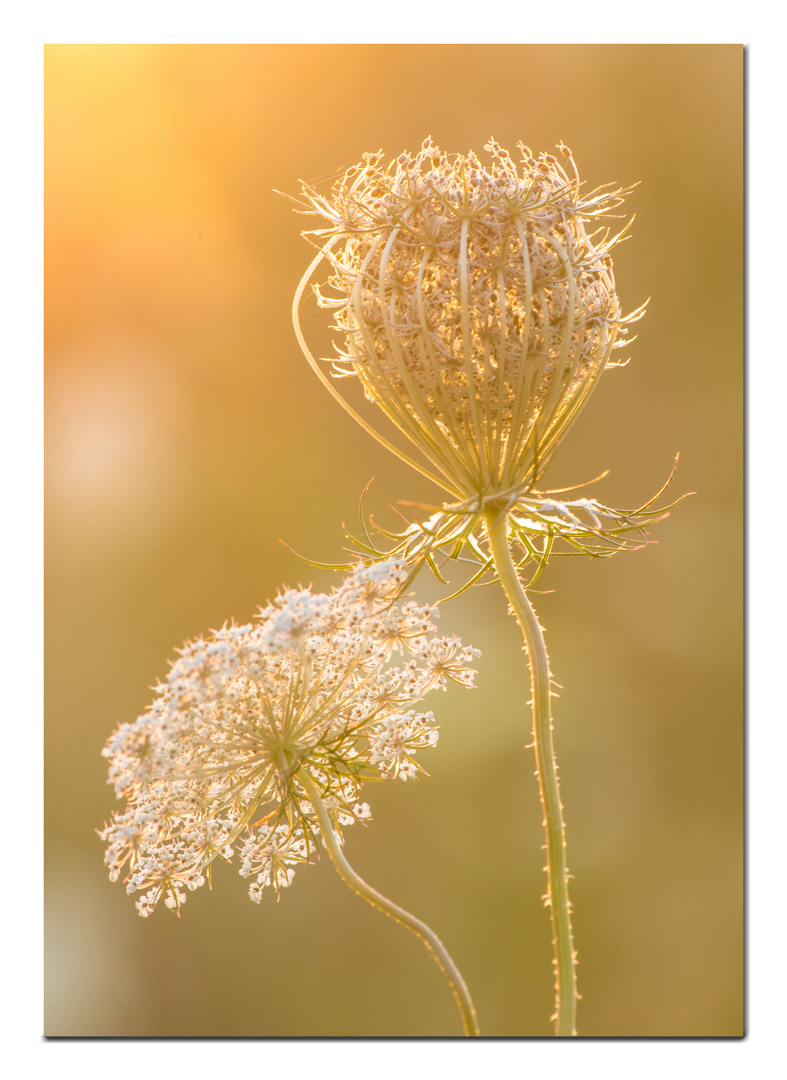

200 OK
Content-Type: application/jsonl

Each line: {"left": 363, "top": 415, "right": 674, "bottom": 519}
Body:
{"left": 295, "top": 139, "right": 643, "bottom": 501}
{"left": 99, "top": 560, "right": 479, "bottom": 916}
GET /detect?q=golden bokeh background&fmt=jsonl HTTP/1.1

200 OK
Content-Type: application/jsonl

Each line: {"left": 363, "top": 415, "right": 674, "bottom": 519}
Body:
{"left": 45, "top": 44, "right": 742, "bottom": 1037}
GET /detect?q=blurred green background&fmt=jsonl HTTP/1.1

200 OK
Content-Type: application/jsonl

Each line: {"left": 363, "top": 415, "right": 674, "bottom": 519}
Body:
{"left": 45, "top": 44, "right": 742, "bottom": 1037}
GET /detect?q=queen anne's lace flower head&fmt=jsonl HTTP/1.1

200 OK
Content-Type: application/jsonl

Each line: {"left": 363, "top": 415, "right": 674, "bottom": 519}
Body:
{"left": 294, "top": 139, "right": 644, "bottom": 503}
{"left": 100, "top": 560, "right": 479, "bottom": 916}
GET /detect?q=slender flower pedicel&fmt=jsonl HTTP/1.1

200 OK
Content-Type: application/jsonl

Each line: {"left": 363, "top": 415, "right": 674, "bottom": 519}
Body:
{"left": 293, "top": 140, "right": 678, "bottom": 1035}
{"left": 100, "top": 559, "right": 480, "bottom": 1035}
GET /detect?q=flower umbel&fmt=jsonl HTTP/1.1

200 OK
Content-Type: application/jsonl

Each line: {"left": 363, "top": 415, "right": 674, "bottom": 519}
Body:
{"left": 100, "top": 560, "right": 479, "bottom": 917}
{"left": 293, "top": 138, "right": 644, "bottom": 502}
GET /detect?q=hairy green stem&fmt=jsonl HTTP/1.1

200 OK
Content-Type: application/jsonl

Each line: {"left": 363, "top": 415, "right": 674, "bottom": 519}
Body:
{"left": 299, "top": 771, "right": 480, "bottom": 1036}
{"left": 484, "top": 508, "right": 578, "bottom": 1036}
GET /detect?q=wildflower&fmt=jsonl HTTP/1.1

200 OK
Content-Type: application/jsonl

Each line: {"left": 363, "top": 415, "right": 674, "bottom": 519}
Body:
{"left": 99, "top": 560, "right": 479, "bottom": 916}
{"left": 294, "top": 138, "right": 644, "bottom": 504}
{"left": 293, "top": 140, "right": 680, "bottom": 581}
{"left": 291, "top": 144, "right": 682, "bottom": 1035}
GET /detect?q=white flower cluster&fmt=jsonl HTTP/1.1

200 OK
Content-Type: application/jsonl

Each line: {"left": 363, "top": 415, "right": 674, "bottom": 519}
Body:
{"left": 100, "top": 560, "right": 479, "bottom": 916}
{"left": 297, "top": 139, "right": 643, "bottom": 499}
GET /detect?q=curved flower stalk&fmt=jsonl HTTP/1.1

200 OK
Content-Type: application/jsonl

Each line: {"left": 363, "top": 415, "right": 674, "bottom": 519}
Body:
{"left": 292, "top": 140, "right": 677, "bottom": 1036}
{"left": 100, "top": 559, "right": 480, "bottom": 1035}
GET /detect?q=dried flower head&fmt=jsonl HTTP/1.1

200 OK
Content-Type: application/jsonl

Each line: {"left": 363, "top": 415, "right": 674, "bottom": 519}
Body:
{"left": 294, "top": 138, "right": 644, "bottom": 503}
{"left": 99, "top": 560, "right": 479, "bottom": 916}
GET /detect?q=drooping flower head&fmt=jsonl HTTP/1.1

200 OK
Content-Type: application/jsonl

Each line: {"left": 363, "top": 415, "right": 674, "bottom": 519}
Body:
{"left": 294, "top": 139, "right": 644, "bottom": 504}
{"left": 100, "top": 560, "right": 479, "bottom": 916}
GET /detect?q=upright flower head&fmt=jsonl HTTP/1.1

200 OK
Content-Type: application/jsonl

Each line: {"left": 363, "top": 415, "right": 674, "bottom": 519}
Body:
{"left": 294, "top": 138, "right": 643, "bottom": 503}
{"left": 100, "top": 560, "right": 479, "bottom": 916}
